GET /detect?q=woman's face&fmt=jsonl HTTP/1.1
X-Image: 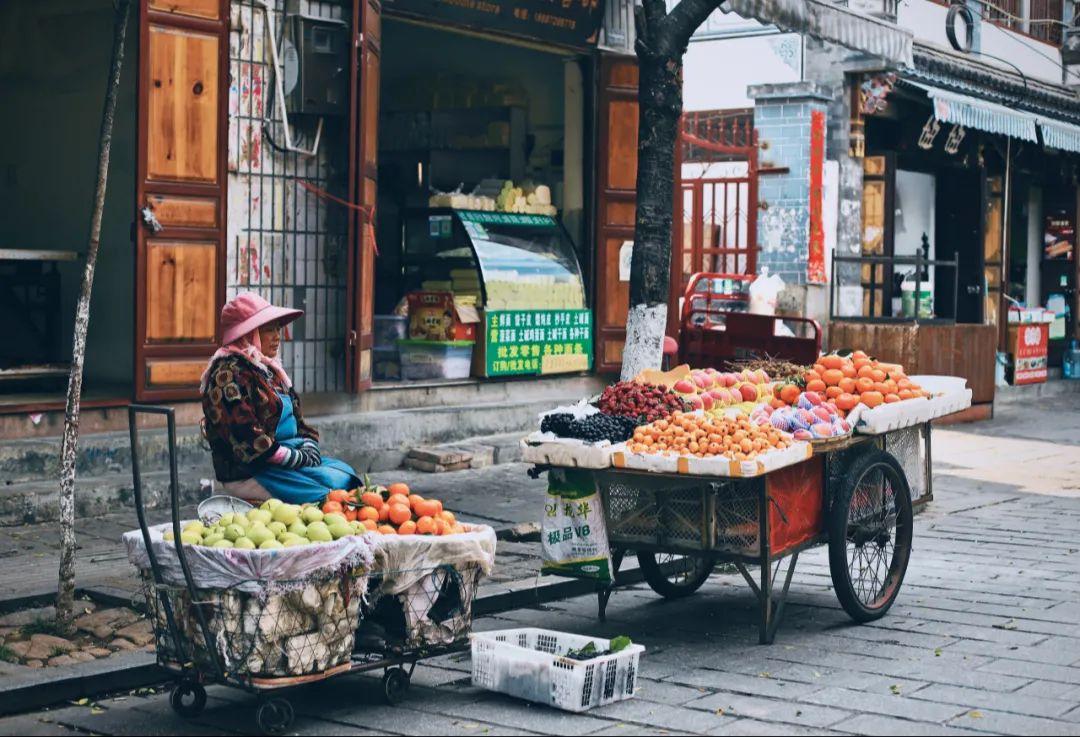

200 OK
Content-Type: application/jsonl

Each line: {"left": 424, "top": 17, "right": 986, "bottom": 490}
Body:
{"left": 258, "top": 322, "right": 283, "bottom": 358}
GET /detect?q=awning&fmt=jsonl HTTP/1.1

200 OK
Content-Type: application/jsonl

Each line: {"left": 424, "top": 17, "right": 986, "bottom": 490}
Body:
{"left": 1038, "top": 117, "right": 1080, "bottom": 153}
{"left": 907, "top": 81, "right": 1039, "bottom": 142}
{"left": 723, "top": 0, "right": 913, "bottom": 66}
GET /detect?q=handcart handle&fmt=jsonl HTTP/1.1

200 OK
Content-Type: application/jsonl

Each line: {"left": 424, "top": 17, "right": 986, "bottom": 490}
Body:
{"left": 128, "top": 404, "right": 227, "bottom": 683}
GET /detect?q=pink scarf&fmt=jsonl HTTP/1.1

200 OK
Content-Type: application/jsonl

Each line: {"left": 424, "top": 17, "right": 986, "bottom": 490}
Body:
{"left": 199, "top": 329, "right": 293, "bottom": 393}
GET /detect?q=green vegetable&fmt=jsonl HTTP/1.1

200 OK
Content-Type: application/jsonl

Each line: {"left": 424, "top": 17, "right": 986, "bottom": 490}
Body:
{"left": 609, "top": 636, "right": 632, "bottom": 653}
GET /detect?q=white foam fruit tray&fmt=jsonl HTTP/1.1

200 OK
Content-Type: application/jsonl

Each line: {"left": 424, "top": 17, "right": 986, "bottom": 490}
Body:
{"left": 471, "top": 628, "right": 644, "bottom": 713}
{"left": 610, "top": 440, "right": 812, "bottom": 478}
{"left": 850, "top": 380, "right": 973, "bottom": 435}
{"left": 520, "top": 433, "right": 614, "bottom": 469}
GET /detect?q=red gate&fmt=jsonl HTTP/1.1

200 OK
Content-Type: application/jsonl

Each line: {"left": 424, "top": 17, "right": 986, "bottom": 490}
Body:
{"left": 674, "top": 110, "right": 759, "bottom": 280}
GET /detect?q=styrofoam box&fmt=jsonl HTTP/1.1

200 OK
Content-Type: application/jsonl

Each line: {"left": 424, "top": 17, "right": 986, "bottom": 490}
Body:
{"left": 520, "top": 433, "right": 614, "bottom": 469}
{"left": 610, "top": 440, "right": 812, "bottom": 478}
{"left": 851, "top": 387, "right": 973, "bottom": 435}
{"left": 471, "top": 628, "right": 645, "bottom": 713}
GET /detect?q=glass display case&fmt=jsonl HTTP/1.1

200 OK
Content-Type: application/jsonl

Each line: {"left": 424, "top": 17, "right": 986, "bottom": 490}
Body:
{"left": 402, "top": 208, "right": 591, "bottom": 377}
{"left": 402, "top": 208, "right": 586, "bottom": 310}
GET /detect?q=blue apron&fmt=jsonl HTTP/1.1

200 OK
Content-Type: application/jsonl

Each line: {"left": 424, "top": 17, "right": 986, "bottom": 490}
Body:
{"left": 253, "top": 393, "right": 359, "bottom": 504}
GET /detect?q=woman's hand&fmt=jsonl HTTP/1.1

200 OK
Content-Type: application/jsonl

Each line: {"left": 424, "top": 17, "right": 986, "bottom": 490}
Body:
{"left": 269, "top": 439, "right": 322, "bottom": 470}
{"left": 296, "top": 438, "right": 322, "bottom": 468}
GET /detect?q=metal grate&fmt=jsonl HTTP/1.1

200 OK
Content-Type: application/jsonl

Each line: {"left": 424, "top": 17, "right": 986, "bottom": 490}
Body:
{"left": 228, "top": 0, "right": 350, "bottom": 393}
{"left": 885, "top": 426, "right": 927, "bottom": 503}
{"left": 598, "top": 472, "right": 762, "bottom": 556}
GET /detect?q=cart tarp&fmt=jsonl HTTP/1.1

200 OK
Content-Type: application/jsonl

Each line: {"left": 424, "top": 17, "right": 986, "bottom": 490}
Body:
{"left": 369, "top": 523, "right": 497, "bottom": 595}
{"left": 124, "top": 522, "right": 376, "bottom": 594}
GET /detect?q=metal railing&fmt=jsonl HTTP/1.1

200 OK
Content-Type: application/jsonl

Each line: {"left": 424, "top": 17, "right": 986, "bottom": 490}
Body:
{"left": 829, "top": 254, "right": 959, "bottom": 324}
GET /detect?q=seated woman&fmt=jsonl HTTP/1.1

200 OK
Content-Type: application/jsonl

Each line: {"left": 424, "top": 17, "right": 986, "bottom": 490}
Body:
{"left": 201, "top": 293, "right": 359, "bottom": 504}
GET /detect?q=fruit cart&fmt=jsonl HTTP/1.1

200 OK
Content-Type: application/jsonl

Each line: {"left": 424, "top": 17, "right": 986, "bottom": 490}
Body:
{"left": 533, "top": 422, "right": 931, "bottom": 645}
{"left": 127, "top": 405, "right": 485, "bottom": 734}
{"left": 678, "top": 272, "right": 822, "bottom": 368}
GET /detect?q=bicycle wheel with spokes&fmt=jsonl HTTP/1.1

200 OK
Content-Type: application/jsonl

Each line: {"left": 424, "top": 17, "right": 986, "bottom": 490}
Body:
{"left": 637, "top": 551, "right": 716, "bottom": 599}
{"left": 828, "top": 450, "right": 913, "bottom": 623}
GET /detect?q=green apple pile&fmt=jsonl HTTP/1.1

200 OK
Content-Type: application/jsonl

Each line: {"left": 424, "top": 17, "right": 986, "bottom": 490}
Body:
{"left": 162, "top": 499, "right": 367, "bottom": 550}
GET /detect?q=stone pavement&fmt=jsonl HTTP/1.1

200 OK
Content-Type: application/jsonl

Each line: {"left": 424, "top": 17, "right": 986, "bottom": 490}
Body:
{"left": 1, "top": 396, "right": 1079, "bottom": 735}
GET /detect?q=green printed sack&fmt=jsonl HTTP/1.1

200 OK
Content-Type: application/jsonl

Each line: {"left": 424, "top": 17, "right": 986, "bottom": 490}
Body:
{"left": 540, "top": 469, "right": 612, "bottom": 583}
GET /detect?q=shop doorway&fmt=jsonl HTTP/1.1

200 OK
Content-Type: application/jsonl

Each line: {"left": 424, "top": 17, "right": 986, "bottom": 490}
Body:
{"left": 935, "top": 167, "right": 985, "bottom": 324}
{"left": 370, "top": 19, "right": 591, "bottom": 384}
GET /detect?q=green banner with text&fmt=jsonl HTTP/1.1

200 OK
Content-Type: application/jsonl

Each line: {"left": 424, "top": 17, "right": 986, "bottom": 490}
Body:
{"left": 484, "top": 309, "right": 592, "bottom": 376}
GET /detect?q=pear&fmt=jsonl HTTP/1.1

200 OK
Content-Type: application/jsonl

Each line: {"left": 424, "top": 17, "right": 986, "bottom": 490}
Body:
{"left": 234, "top": 537, "right": 257, "bottom": 550}
{"left": 301, "top": 507, "right": 324, "bottom": 524}
{"left": 266, "top": 499, "right": 284, "bottom": 511}
{"left": 211, "top": 538, "right": 234, "bottom": 548}
{"left": 224, "top": 524, "right": 246, "bottom": 542}
{"left": 247, "top": 525, "right": 275, "bottom": 547}
{"left": 306, "top": 521, "right": 333, "bottom": 543}
{"left": 183, "top": 521, "right": 205, "bottom": 537}
{"left": 247, "top": 509, "right": 273, "bottom": 526}
{"left": 258, "top": 539, "right": 284, "bottom": 550}
{"left": 202, "top": 533, "right": 224, "bottom": 546}
{"left": 272, "top": 504, "right": 300, "bottom": 526}
{"left": 287, "top": 521, "right": 308, "bottom": 538}
{"left": 180, "top": 531, "right": 203, "bottom": 546}
{"left": 163, "top": 531, "right": 175, "bottom": 542}
{"left": 218, "top": 513, "right": 235, "bottom": 527}
{"left": 280, "top": 533, "right": 307, "bottom": 547}
{"left": 267, "top": 521, "right": 287, "bottom": 538}
{"left": 323, "top": 513, "right": 347, "bottom": 528}
{"left": 328, "top": 522, "right": 352, "bottom": 540}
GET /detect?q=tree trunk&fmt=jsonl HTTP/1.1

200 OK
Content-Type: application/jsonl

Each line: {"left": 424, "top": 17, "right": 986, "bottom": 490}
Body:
{"left": 620, "top": 42, "right": 684, "bottom": 382}
{"left": 57, "top": 0, "right": 132, "bottom": 636}
{"left": 620, "top": 0, "right": 720, "bottom": 382}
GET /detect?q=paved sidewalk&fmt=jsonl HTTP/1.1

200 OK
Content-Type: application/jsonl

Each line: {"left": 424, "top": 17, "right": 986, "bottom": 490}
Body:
{"left": 1, "top": 396, "right": 1079, "bottom": 735}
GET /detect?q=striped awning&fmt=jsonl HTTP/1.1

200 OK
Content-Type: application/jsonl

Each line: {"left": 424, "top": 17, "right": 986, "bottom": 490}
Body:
{"left": 908, "top": 81, "right": 1039, "bottom": 142}
{"left": 1038, "top": 117, "right": 1080, "bottom": 153}
{"left": 723, "top": 0, "right": 913, "bottom": 66}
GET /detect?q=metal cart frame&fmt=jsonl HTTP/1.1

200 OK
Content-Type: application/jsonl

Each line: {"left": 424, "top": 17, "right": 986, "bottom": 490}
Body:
{"left": 128, "top": 405, "right": 469, "bottom": 733}
{"left": 540, "top": 423, "right": 931, "bottom": 646}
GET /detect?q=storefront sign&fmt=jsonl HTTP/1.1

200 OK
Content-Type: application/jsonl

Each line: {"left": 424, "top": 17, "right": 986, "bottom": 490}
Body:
{"left": 483, "top": 309, "right": 592, "bottom": 376}
{"left": 1044, "top": 210, "right": 1075, "bottom": 260}
{"left": 383, "top": 0, "right": 605, "bottom": 48}
{"left": 1012, "top": 323, "right": 1049, "bottom": 385}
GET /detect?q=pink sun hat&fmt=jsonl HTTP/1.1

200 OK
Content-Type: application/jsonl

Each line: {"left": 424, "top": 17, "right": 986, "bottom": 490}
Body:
{"left": 221, "top": 292, "right": 304, "bottom": 345}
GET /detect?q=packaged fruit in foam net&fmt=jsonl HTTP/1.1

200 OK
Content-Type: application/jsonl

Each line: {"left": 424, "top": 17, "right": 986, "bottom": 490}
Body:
{"left": 751, "top": 391, "right": 851, "bottom": 441}
{"left": 774, "top": 350, "right": 931, "bottom": 415}
{"left": 635, "top": 364, "right": 772, "bottom": 413}
{"left": 628, "top": 411, "right": 793, "bottom": 462}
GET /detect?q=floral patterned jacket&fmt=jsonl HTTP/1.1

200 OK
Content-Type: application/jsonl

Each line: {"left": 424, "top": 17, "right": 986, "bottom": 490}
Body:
{"left": 201, "top": 355, "right": 319, "bottom": 482}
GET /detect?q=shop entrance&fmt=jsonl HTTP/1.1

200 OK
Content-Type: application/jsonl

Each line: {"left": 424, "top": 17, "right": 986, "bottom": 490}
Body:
{"left": 935, "top": 166, "right": 985, "bottom": 324}
{"left": 371, "top": 19, "right": 591, "bottom": 384}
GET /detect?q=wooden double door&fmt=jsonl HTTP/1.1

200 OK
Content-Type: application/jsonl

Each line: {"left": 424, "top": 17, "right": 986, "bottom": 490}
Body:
{"left": 133, "top": 0, "right": 380, "bottom": 400}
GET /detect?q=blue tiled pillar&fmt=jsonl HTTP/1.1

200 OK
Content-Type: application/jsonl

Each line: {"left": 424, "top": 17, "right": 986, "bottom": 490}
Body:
{"left": 748, "top": 82, "right": 831, "bottom": 288}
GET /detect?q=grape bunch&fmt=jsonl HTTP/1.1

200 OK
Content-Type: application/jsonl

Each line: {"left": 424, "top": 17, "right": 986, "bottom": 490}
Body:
{"left": 596, "top": 382, "right": 688, "bottom": 423}
{"left": 541, "top": 413, "right": 641, "bottom": 443}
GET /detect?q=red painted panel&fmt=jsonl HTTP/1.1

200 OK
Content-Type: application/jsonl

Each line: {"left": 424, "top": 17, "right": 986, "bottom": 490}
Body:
{"left": 807, "top": 109, "right": 826, "bottom": 285}
{"left": 767, "top": 456, "right": 824, "bottom": 556}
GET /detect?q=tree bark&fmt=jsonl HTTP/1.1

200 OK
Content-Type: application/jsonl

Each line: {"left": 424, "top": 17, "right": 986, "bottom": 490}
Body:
{"left": 621, "top": 0, "right": 724, "bottom": 382}
{"left": 57, "top": 0, "right": 132, "bottom": 636}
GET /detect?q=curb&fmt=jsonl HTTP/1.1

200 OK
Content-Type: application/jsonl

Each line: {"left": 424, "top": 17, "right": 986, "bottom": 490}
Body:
{"left": 0, "top": 563, "right": 643, "bottom": 716}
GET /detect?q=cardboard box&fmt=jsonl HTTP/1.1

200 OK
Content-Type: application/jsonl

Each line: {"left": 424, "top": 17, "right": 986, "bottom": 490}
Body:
{"left": 407, "top": 292, "right": 479, "bottom": 342}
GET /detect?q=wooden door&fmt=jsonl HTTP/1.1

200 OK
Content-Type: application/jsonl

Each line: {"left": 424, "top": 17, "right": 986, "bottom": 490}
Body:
{"left": 347, "top": 0, "right": 381, "bottom": 391}
{"left": 135, "top": 0, "right": 228, "bottom": 400}
{"left": 594, "top": 55, "right": 638, "bottom": 374}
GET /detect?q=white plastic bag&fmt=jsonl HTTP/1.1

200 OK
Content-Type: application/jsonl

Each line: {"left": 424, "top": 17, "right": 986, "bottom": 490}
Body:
{"left": 540, "top": 469, "right": 613, "bottom": 583}
{"left": 749, "top": 268, "right": 785, "bottom": 316}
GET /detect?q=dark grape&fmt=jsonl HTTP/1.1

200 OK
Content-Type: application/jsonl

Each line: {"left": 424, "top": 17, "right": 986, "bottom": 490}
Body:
{"left": 540, "top": 412, "right": 641, "bottom": 443}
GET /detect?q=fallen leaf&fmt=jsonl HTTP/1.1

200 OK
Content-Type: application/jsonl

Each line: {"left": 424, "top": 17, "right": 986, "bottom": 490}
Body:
{"left": 993, "top": 621, "right": 1018, "bottom": 631}
{"left": 969, "top": 711, "right": 983, "bottom": 719}
{"left": 73, "top": 698, "right": 89, "bottom": 706}
{"left": 890, "top": 685, "right": 901, "bottom": 695}
{"left": 934, "top": 648, "right": 942, "bottom": 657}
{"left": 715, "top": 708, "right": 725, "bottom": 716}
{"left": 90, "top": 707, "right": 105, "bottom": 716}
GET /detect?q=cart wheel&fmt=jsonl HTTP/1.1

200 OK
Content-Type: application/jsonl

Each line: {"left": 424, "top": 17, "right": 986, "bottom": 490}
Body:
{"left": 828, "top": 450, "right": 913, "bottom": 623}
{"left": 169, "top": 680, "right": 206, "bottom": 718}
{"left": 256, "top": 697, "right": 294, "bottom": 735}
{"left": 382, "top": 667, "right": 410, "bottom": 705}
{"left": 637, "top": 552, "right": 715, "bottom": 599}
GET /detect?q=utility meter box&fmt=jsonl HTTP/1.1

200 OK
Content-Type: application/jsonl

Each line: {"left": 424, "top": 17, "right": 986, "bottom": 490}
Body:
{"left": 283, "top": 14, "right": 349, "bottom": 116}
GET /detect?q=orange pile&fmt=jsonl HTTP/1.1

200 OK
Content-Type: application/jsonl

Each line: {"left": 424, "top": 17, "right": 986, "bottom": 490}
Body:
{"left": 323, "top": 483, "right": 464, "bottom": 536}
{"left": 774, "top": 351, "right": 930, "bottom": 414}
{"left": 629, "top": 411, "right": 791, "bottom": 462}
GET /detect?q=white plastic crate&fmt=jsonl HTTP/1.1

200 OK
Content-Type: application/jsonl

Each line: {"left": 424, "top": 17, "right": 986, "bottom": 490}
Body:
{"left": 470, "top": 628, "right": 644, "bottom": 712}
